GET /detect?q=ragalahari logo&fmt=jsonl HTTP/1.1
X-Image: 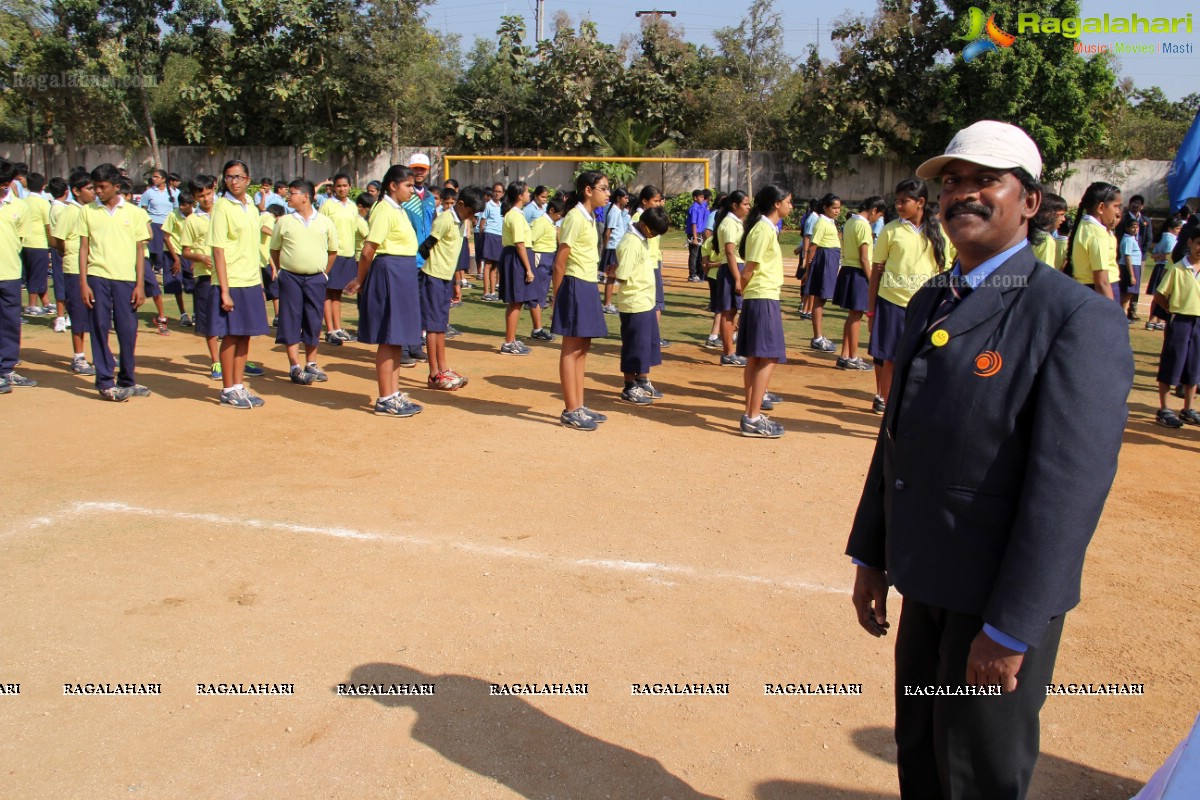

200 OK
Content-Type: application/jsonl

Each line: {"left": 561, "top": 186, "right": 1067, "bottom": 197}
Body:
{"left": 959, "top": 7, "right": 1017, "bottom": 61}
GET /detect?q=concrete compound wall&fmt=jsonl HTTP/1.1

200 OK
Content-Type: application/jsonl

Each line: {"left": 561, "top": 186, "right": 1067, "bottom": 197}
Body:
{"left": 2, "top": 143, "right": 1180, "bottom": 210}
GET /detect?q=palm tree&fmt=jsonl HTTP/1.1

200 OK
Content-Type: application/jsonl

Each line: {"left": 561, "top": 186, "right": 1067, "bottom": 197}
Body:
{"left": 583, "top": 117, "right": 678, "bottom": 188}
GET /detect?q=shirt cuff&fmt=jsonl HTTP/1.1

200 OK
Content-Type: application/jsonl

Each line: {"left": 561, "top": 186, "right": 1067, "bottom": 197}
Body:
{"left": 983, "top": 624, "right": 1028, "bottom": 653}
{"left": 850, "top": 558, "right": 882, "bottom": 570}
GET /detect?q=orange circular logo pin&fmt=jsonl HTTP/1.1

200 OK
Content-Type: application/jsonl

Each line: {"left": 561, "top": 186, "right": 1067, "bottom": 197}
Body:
{"left": 974, "top": 351, "right": 1002, "bottom": 377}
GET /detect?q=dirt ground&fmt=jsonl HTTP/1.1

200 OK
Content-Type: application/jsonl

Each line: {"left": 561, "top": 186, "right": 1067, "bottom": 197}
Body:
{"left": 1, "top": 251, "right": 1196, "bottom": 799}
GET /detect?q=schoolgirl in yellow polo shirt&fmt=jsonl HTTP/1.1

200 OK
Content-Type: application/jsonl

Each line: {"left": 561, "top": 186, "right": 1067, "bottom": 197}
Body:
{"left": 0, "top": 159, "right": 36, "bottom": 391}
{"left": 736, "top": 185, "right": 793, "bottom": 438}
{"left": 1066, "top": 182, "right": 1122, "bottom": 301}
{"left": 50, "top": 173, "right": 96, "bottom": 375}
{"left": 1151, "top": 228, "right": 1200, "bottom": 428}
{"left": 77, "top": 163, "right": 150, "bottom": 401}
{"left": 800, "top": 194, "right": 843, "bottom": 352}
{"left": 834, "top": 197, "right": 886, "bottom": 371}
{"left": 614, "top": 206, "right": 670, "bottom": 406}
{"left": 19, "top": 176, "right": 52, "bottom": 315}
{"left": 707, "top": 191, "right": 749, "bottom": 365}
{"left": 319, "top": 173, "right": 360, "bottom": 344}
{"left": 551, "top": 171, "right": 611, "bottom": 431}
{"left": 209, "top": 159, "right": 270, "bottom": 409}
{"left": 525, "top": 196, "right": 563, "bottom": 342}
{"left": 868, "top": 178, "right": 947, "bottom": 414}
{"left": 421, "top": 185, "right": 485, "bottom": 391}
{"left": 497, "top": 182, "right": 537, "bottom": 355}
{"left": 348, "top": 165, "right": 423, "bottom": 418}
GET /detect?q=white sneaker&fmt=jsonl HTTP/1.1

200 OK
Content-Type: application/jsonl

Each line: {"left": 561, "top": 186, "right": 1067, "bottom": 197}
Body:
{"left": 65, "top": 315, "right": 72, "bottom": 329}
{"left": 53, "top": 316, "right": 67, "bottom": 333}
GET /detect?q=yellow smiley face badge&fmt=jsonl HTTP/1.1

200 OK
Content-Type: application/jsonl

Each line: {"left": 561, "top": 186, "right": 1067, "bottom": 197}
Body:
{"left": 931, "top": 329, "right": 950, "bottom": 347}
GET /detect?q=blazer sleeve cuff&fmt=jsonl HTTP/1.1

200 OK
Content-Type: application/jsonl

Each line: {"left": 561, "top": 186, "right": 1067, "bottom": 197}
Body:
{"left": 983, "top": 624, "right": 1029, "bottom": 653}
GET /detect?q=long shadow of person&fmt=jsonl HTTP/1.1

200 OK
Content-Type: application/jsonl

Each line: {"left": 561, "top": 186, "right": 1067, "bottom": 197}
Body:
{"left": 340, "top": 662, "right": 724, "bottom": 800}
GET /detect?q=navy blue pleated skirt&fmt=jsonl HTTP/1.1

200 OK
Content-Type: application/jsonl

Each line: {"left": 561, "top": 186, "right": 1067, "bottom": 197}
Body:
{"left": 357, "top": 254, "right": 421, "bottom": 346}
{"left": 711, "top": 263, "right": 743, "bottom": 313}
{"left": 833, "top": 265, "right": 869, "bottom": 312}
{"left": 867, "top": 296, "right": 905, "bottom": 362}
{"left": 736, "top": 298, "right": 787, "bottom": 362}
{"left": 551, "top": 275, "right": 608, "bottom": 339}
{"left": 499, "top": 245, "right": 539, "bottom": 304}
{"left": 803, "top": 247, "right": 840, "bottom": 299}
{"left": 526, "top": 251, "right": 553, "bottom": 309}
{"left": 481, "top": 232, "right": 503, "bottom": 263}
{"left": 208, "top": 284, "right": 270, "bottom": 337}
{"left": 327, "top": 255, "right": 358, "bottom": 291}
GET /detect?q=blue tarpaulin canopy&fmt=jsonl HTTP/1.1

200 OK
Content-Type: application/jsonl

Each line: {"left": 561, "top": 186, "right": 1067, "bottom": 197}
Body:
{"left": 1168, "top": 111, "right": 1200, "bottom": 213}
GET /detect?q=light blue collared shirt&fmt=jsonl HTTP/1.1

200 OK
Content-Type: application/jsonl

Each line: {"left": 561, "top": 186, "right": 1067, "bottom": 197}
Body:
{"left": 949, "top": 239, "right": 1027, "bottom": 290}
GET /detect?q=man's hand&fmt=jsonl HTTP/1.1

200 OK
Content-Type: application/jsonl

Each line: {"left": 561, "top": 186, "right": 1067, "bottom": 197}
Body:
{"left": 852, "top": 566, "right": 890, "bottom": 637}
{"left": 967, "top": 631, "right": 1024, "bottom": 693}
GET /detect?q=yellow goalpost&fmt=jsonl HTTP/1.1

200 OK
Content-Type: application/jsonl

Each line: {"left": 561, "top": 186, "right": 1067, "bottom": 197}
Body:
{"left": 443, "top": 155, "right": 711, "bottom": 191}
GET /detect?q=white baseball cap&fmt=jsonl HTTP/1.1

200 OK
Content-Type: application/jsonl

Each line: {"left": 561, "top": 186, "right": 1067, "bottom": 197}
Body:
{"left": 916, "top": 120, "right": 1042, "bottom": 182}
{"left": 409, "top": 153, "right": 431, "bottom": 169}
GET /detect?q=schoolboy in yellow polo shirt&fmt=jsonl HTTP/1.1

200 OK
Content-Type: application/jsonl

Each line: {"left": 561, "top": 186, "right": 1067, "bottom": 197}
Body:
{"left": 614, "top": 206, "right": 670, "bottom": 405}
{"left": 77, "top": 162, "right": 150, "bottom": 401}
{"left": 270, "top": 179, "right": 338, "bottom": 386}
{"left": 318, "top": 173, "right": 360, "bottom": 344}
{"left": 0, "top": 159, "right": 37, "bottom": 391}
{"left": 50, "top": 173, "right": 96, "bottom": 376}
{"left": 20, "top": 174, "right": 53, "bottom": 316}
{"left": 1151, "top": 227, "right": 1200, "bottom": 428}
{"left": 179, "top": 174, "right": 223, "bottom": 382}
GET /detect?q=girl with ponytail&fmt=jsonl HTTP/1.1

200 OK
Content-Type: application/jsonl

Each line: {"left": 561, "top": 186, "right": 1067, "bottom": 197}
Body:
{"left": 497, "top": 181, "right": 537, "bottom": 355}
{"left": 1064, "top": 181, "right": 1122, "bottom": 300}
{"left": 736, "top": 185, "right": 793, "bottom": 438}
{"left": 708, "top": 190, "right": 750, "bottom": 365}
{"left": 800, "top": 193, "right": 844, "bottom": 352}
{"left": 866, "top": 178, "right": 945, "bottom": 415}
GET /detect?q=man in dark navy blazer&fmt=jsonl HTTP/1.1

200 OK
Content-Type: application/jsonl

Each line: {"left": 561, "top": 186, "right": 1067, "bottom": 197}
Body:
{"left": 846, "top": 121, "right": 1134, "bottom": 800}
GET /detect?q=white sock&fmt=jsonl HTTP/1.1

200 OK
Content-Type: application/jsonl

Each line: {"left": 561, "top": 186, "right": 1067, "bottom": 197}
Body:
{"left": 232, "top": 383, "right": 244, "bottom": 392}
{"left": 74, "top": 352, "right": 85, "bottom": 361}
{"left": 747, "top": 415, "right": 762, "bottom": 423}
{"left": 306, "top": 361, "right": 317, "bottom": 368}
{"left": 382, "top": 392, "right": 398, "bottom": 401}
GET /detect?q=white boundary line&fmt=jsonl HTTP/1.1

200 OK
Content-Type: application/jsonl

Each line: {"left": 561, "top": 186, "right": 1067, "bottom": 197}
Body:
{"left": 4, "top": 500, "right": 850, "bottom": 596}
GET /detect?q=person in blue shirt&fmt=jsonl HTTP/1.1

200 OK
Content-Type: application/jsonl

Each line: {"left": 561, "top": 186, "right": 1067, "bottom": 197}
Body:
{"left": 401, "top": 153, "right": 439, "bottom": 362}
{"left": 685, "top": 189, "right": 708, "bottom": 282}
{"left": 139, "top": 168, "right": 175, "bottom": 277}
{"left": 1118, "top": 216, "right": 1143, "bottom": 322}
{"left": 524, "top": 185, "right": 549, "bottom": 225}
{"left": 477, "top": 182, "right": 504, "bottom": 301}
{"left": 600, "top": 189, "right": 630, "bottom": 314}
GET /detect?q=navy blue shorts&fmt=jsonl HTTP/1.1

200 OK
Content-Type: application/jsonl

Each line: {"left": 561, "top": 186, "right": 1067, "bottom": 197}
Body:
{"left": 803, "top": 247, "right": 840, "bottom": 300}
{"left": 62, "top": 273, "right": 92, "bottom": 334}
{"left": 525, "top": 251, "right": 553, "bottom": 309}
{"left": 481, "top": 232, "right": 503, "bottom": 263}
{"left": 619, "top": 310, "right": 662, "bottom": 375}
{"left": 21, "top": 248, "right": 50, "bottom": 295}
{"left": 867, "top": 296, "right": 906, "bottom": 362}
{"left": 457, "top": 237, "right": 471, "bottom": 273}
{"left": 358, "top": 254, "right": 421, "bottom": 347}
{"left": 601, "top": 248, "right": 618, "bottom": 270}
{"left": 161, "top": 258, "right": 194, "bottom": 295}
{"left": 474, "top": 231, "right": 485, "bottom": 264}
{"left": 193, "top": 277, "right": 213, "bottom": 336}
{"left": 142, "top": 263, "right": 162, "bottom": 298}
{"left": 710, "top": 263, "right": 743, "bottom": 313}
{"left": 0, "top": 278, "right": 20, "bottom": 373}
{"left": 326, "top": 255, "right": 358, "bottom": 292}
{"left": 833, "top": 266, "right": 869, "bottom": 312}
{"left": 419, "top": 272, "right": 454, "bottom": 333}
{"left": 551, "top": 275, "right": 607, "bottom": 339}
{"left": 148, "top": 222, "right": 165, "bottom": 256}
{"left": 654, "top": 265, "right": 665, "bottom": 311}
{"left": 1120, "top": 263, "right": 1143, "bottom": 296}
{"left": 736, "top": 298, "right": 787, "bottom": 362}
{"left": 499, "top": 246, "right": 539, "bottom": 304}
{"left": 1158, "top": 314, "right": 1200, "bottom": 386}
{"left": 275, "top": 270, "right": 327, "bottom": 347}
{"left": 208, "top": 283, "right": 270, "bottom": 338}
{"left": 50, "top": 249, "right": 65, "bottom": 302}
{"left": 261, "top": 266, "right": 278, "bottom": 300}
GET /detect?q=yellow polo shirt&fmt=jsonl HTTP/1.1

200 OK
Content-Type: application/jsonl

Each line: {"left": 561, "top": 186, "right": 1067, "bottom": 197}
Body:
{"left": 707, "top": 214, "right": 744, "bottom": 280}
{"left": 319, "top": 197, "right": 359, "bottom": 258}
{"left": 354, "top": 215, "right": 369, "bottom": 259}
{"left": 0, "top": 193, "right": 27, "bottom": 281}
{"left": 162, "top": 208, "right": 187, "bottom": 254}
{"left": 179, "top": 211, "right": 212, "bottom": 278}
{"left": 1155, "top": 259, "right": 1200, "bottom": 316}
{"left": 270, "top": 211, "right": 338, "bottom": 275}
{"left": 841, "top": 214, "right": 872, "bottom": 268}
{"left": 421, "top": 208, "right": 463, "bottom": 280}
{"left": 1071, "top": 216, "right": 1118, "bottom": 284}
{"left": 22, "top": 193, "right": 51, "bottom": 249}
{"left": 77, "top": 198, "right": 150, "bottom": 281}
{"left": 366, "top": 196, "right": 417, "bottom": 256}
{"left": 209, "top": 194, "right": 262, "bottom": 287}
{"left": 559, "top": 205, "right": 599, "bottom": 281}
{"left": 614, "top": 228, "right": 656, "bottom": 313}
{"left": 875, "top": 219, "right": 939, "bottom": 308}
{"left": 630, "top": 209, "right": 662, "bottom": 265}
{"left": 502, "top": 207, "right": 532, "bottom": 249}
{"left": 51, "top": 201, "right": 84, "bottom": 275}
{"left": 530, "top": 214, "right": 557, "bottom": 254}
{"left": 811, "top": 215, "right": 840, "bottom": 249}
{"left": 742, "top": 217, "right": 783, "bottom": 300}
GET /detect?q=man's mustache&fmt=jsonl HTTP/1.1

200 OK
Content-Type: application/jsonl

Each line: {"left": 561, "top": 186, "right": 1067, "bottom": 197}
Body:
{"left": 947, "top": 201, "right": 992, "bottom": 219}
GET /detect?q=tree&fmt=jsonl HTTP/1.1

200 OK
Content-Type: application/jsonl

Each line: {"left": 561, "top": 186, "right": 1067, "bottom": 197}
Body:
{"left": 530, "top": 19, "right": 622, "bottom": 152}
{"left": 710, "top": 0, "right": 791, "bottom": 191}
{"left": 1099, "top": 86, "right": 1199, "bottom": 162}
{"left": 451, "top": 16, "right": 534, "bottom": 151}
{"left": 619, "top": 17, "right": 704, "bottom": 146}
